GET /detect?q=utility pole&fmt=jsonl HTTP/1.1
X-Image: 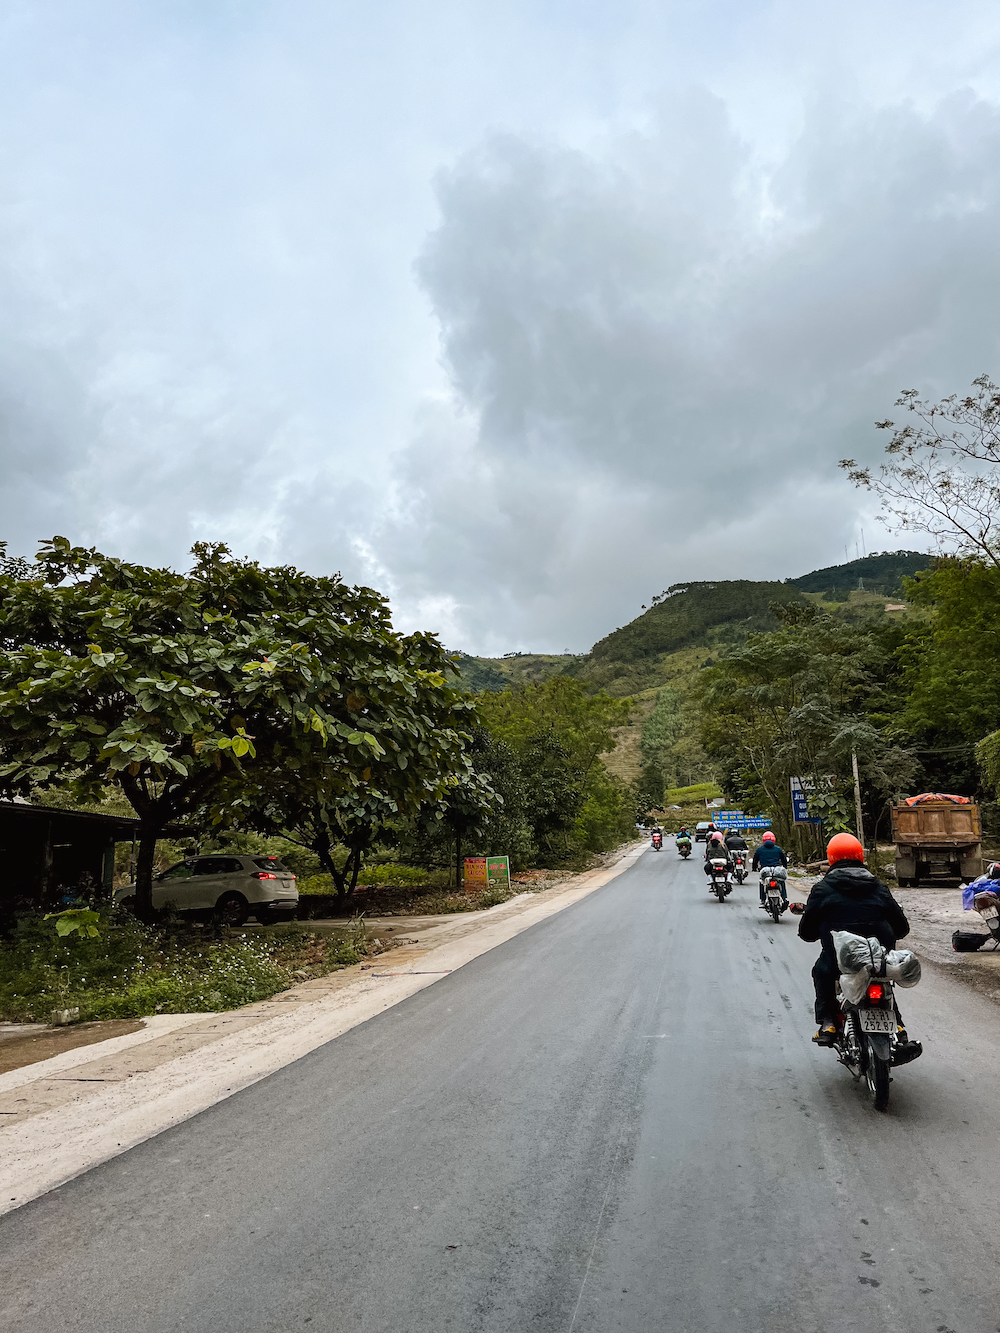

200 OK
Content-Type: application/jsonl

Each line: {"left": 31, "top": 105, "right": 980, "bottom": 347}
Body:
{"left": 851, "top": 750, "right": 865, "bottom": 844}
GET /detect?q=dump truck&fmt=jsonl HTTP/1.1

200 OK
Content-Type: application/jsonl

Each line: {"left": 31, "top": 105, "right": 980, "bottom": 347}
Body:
{"left": 891, "top": 798, "right": 982, "bottom": 886}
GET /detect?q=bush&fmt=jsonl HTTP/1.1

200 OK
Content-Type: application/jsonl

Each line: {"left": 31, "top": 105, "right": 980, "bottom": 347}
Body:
{"left": 0, "top": 911, "right": 300, "bottom": 1021}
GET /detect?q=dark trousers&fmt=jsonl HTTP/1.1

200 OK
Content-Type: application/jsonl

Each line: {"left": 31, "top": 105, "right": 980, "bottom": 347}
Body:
{"left": 812, "top": 946, "right": 840, "bottom": 1024}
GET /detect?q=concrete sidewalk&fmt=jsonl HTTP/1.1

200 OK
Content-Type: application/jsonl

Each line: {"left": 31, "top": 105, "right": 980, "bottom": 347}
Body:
{"left": 0, "top": 842, "right": 646, "bottom": 1216}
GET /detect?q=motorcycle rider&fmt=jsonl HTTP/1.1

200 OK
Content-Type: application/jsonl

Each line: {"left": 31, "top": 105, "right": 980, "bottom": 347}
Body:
{"left": 752, "top": 830, "right": 789, "bottom": 907}
{"left": 724, "top": 828, "right": 748, "bottom": 856}
{"left": 797, "top": 832, "right": 910, "bottom": 1047}
{"left": 703, "top": 831, "right": 734, "bottom": 892}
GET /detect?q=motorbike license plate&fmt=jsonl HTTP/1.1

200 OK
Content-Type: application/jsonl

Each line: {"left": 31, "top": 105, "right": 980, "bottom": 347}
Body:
{"left": 859, "top": 1009, "right": 895, "bottom": 1035}
{"left": 982, "top": 908, "right": 1000, "bottom": 925}
{"left": 767, "top": 890, "right": 781, "bottom": 901}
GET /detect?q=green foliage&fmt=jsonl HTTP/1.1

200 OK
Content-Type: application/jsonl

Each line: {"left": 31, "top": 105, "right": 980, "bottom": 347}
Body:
{"left": 44, "top": 908, "right": 101, "bottom": 939}
{"left": 0, "top": 537, "right": 475, "bottom": 914}
{"left": 697, "top": 609, "right": 917, "bottom": 847}
{"left": 976, "top": 731, "right": 1000, "bottom": 799}
{"left": 0, "top": 912, "right": 298, "bottom": 1021}
{"left": 902, "top": 559, "right": 1000, "bottom": 741}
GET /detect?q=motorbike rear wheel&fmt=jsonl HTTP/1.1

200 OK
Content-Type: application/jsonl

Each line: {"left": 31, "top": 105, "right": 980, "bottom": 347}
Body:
{"left": 864, "top": 1041, "right": 891, "bottom": 1112}
{"left": 769, "top": 901, "right": 781, "bottom": 923}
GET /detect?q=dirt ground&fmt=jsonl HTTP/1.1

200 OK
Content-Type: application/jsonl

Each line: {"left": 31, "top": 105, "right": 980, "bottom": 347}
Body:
{"left": 0, "top": 1020, "right": 145, "bottom": 1075}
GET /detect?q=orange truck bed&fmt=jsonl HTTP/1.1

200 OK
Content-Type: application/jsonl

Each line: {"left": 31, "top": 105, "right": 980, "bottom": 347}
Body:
{"left": 891, "top": 800, "right": 981, "bottom": 886}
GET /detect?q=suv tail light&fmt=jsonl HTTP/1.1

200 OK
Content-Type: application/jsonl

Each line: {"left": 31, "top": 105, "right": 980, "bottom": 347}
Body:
{"left": 252, "top": 871, "right": 278, "bottom": 880}
{"left": 866, "top": 982, "right": 885, "bottom": 1002}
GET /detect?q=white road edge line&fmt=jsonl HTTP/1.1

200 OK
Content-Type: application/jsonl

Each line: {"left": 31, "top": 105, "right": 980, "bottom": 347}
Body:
{"left": 0, "top": 844, "right": 647, "bottom": 1215}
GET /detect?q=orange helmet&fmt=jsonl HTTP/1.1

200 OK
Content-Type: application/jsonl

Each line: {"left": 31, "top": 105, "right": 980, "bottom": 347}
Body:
{"left": 827, "top": 832, "right": 864, "bottom": 863}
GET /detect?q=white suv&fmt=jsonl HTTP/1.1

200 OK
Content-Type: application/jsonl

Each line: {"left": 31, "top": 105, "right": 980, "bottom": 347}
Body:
{"left": 115, "top": 854, "right": 298, "bottom": 926}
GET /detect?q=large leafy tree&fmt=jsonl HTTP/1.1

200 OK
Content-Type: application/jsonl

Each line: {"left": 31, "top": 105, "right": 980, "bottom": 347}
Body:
{"left": 697, "top": 606, "right": 917, "bottom": 848}
{"left": 0, "top": 538, "right": 473, "bottom": 918}
{"left": 477, "top": 677, "right": 633, "bottom": 860}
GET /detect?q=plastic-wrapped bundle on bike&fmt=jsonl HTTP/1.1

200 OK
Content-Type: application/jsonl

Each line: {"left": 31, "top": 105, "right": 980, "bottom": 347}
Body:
{"left": 833, "top": 931, "right": 885, "bottom": 976}
{"left": 832, "top": 930, "right": 921, "bottom": 1002}
{"left": 884, "top": 949, "right": 921, "bottom": 987}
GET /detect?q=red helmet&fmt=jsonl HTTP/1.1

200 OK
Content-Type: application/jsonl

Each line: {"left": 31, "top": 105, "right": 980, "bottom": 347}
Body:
{"left": 827, "top": 832, "right": 864, "bottom": 863}
{"left": 761, "top": 831, "right": 776, "bottom": 843}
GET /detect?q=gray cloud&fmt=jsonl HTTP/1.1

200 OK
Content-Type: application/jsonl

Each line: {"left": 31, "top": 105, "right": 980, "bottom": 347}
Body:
{"left": 0, "top": 4, "right": 997, "bottom": 654}
{"left": 379, "top": 91, "right": 1000, "bottom": 651}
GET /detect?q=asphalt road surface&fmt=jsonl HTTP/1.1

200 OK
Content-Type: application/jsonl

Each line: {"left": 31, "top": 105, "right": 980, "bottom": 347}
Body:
{"left": 2, "top": 848, "right": 998, "bottom": 1333}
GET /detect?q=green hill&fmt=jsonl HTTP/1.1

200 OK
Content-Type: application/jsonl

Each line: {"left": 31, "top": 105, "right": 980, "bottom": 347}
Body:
{"left": 450, "top": 552, "right": 933, "bottom": 700}
{"left": 589, "top": 580, "right": 808, "bottom": 664}
{"left": 787, "top": 549, "right": 930, "bottom": 600}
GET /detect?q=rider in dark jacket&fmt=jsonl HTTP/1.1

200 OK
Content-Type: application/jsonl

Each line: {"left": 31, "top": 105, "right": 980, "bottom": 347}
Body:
{"left": 752, "top": 831, "right": 789, "bottom": 904}
{"left": 723, "top": 830, "right": 748, "bottom": 853}
{"left": 798, "top": 832, "right": 910, "bottom": 1045}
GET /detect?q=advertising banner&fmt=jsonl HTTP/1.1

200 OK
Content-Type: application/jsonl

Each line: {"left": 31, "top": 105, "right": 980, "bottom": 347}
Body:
{"left": 486, "top": 855, "right": 510, "bottom": 890}
{"left": 463, "top": 857, "right": 488, "bottom": 891}
{"left": 715, "top": 811, "right": 772, "bottom": 830}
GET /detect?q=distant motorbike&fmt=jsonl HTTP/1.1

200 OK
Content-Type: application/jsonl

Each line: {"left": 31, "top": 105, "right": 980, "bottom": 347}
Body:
{"left": 676, "top": 836, "right": 692, "bottom": 860}
{"left": 651, "top": 832, "right": 663, "bottom": 851}
{"left": 732, "top": 850, "right": 748, "bottom": 884}
{"left": 759, "top": 866, "right": 788, "bottom": 923}
{"left": 707, "top": 856, "right": 732, "bottom": 902}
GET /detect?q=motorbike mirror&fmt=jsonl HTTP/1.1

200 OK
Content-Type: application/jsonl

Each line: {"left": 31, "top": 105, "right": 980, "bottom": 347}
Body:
{"left": 788, "top": 902, "right": 806, "bottom": 915}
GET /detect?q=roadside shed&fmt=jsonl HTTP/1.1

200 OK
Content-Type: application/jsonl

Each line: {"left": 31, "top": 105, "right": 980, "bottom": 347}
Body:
{"left": 0, "top": 801, "right": 141, "bottom": 921}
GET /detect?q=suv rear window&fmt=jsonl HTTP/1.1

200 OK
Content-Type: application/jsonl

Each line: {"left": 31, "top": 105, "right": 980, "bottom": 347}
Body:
{"left": 252, "top": 857, "right": 288, "bottom": 872}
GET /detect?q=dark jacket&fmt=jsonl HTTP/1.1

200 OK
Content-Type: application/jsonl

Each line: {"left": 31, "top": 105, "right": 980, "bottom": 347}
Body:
{"left": 752, "top": 843, "right": 788, "bottom": 870}
{"left": 797, "top": 861, "right": 909, "bottom": 954}
{"left": 724, "top": 833, "right": 748, "bottom": 851}
{"left": 704, "top": 840, "right": 732, "bottom": 864}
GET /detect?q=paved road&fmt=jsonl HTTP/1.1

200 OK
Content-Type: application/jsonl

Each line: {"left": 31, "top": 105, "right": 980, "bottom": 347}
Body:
{"left": 1, "top": 850, "right": 997, "bottom": 1332}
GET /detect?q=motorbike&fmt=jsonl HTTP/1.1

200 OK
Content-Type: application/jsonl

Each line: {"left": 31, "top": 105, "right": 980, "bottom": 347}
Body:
{"left": 759, "top": 866, "right": 788, "bottom": 922}
{"left": 732, "top": 850, "right": 748, "bottom": 884}
{"left": 676, "top": 836, "right": 692, "bottom": 860}
{"left": 651, "top": 832, "right": 663, "bottom": 851}
{"left": 830, "top": 976, "right": 922, "bottom": 1113}
{"left": 707, "top": 856, "right": 732, "bottom": 902}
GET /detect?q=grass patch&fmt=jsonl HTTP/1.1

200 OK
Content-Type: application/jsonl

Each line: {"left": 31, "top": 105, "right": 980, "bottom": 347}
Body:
{"left": 662, "top": 781, "right": 723, "bottom": 805}
{"left": 0, "top": 913, "right": 372, "bottom": 1022}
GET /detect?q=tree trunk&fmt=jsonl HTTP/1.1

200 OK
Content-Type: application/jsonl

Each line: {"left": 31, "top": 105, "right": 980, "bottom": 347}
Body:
{"left": 456, "top": 832, "right": 462, "bottom": 890}
{"left": 134, "top": 828, "right": 160, "bottom": 924}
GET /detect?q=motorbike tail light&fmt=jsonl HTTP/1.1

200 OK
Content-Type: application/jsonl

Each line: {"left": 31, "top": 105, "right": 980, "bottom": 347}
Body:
{"left": 866, "top": 982, "right": 885, "bottom": 1002}
{"left": 769, "top": 879, "right": 778, "bottom": 889}
{"left": 252, "top": 871, "right": 278, "bottom": 880}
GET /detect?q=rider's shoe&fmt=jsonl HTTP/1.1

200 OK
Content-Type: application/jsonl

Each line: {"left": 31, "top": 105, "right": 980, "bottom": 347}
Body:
{"left": 812, "top": 1024, "right": 838, "bottom": 1046}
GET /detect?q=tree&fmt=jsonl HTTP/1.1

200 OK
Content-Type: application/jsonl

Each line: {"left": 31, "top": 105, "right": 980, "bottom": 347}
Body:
{"left": 697, "top": 607, "right": 917, "bottom": 849}
{"left": 476, "top": 677, "right": 633, "bottom": 861}
{"left": 0, "top": 538, "right": 472, "bottom": 918}
{"left": 841, "top": 374, "right": 1000, "bottom": 567}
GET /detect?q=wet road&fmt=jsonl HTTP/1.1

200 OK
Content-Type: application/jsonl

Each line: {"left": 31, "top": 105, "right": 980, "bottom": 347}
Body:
{"left": 1, "top": 847, "right": 997, "bottom": 1332}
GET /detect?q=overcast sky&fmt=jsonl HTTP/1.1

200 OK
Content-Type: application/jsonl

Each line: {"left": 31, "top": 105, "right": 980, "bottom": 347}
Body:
{"left": 1, "top": 1, "right": 998, "bottom": 654}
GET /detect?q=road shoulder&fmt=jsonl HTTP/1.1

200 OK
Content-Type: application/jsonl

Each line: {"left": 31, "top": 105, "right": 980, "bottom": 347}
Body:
{"left": 0, "top": 842, "right": 646, "bottom": 1215}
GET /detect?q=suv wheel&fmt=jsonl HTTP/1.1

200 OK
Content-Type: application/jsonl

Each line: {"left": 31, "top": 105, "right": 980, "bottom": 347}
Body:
{"left": 214, "top": 892, "right": 249, "bottom": 927}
